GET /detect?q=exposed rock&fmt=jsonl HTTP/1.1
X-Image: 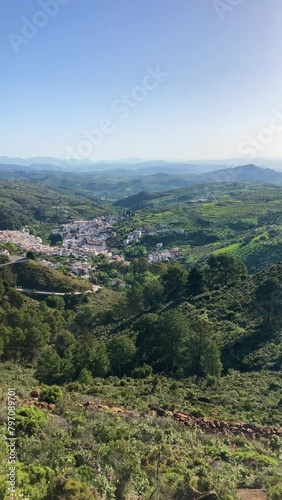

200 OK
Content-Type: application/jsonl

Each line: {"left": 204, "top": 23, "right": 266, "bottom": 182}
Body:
{"left": 149, "top": 410, "right": 158, "bottom": 418}
{"left": 30, "top": 388, "right": 41, "bottom": 398}
{"left": 37, "top": 431, "right": 47, "bottom": 440}
{"left": 148, "top": 405, "right": 168, "bottom": 417}
{"left": 172, "top": 409, "right": 282, "bottom": 438}
{"left": 35, "top": 401, "right": 48, "bottom": 409}
{"left": 111, "top": 407, "right": 126, "bottom": 414}
{"left": 96, "top": 404, "right": 110, "bottom": 410}
{"left": 47, "top": 400, "right": 282, "bottom": 440}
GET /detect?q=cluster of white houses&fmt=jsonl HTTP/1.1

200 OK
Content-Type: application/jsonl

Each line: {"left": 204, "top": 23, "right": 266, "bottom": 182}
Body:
{"left": 0, "top": 230, "right": 56, "bottom": 255}
{"left": 0, "top": 214, "right": 183, "bottom": 280}
{"left": 53, "top": 216, "right": 118, "bottom": 256}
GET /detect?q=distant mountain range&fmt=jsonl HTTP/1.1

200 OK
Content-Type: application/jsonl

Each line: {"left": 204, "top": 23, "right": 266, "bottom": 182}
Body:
{"left": 1, "top": 161, "right": 282, "bottom": 200}
{"left": 1, "top": 156, "right": 282, "bottom": 173}
{"left": 199, "top": 164, "right": 282, "bottom": 184}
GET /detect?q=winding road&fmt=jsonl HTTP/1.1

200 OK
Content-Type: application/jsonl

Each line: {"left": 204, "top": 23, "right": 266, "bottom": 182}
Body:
{"left": 16, "top": 286, "right": 101, "bottom": 296}
{"left": 0, "top": 256, "right": 101, "bottom": 295}
{"left": 0, "top": 256, "right": 27, "bottom": 267}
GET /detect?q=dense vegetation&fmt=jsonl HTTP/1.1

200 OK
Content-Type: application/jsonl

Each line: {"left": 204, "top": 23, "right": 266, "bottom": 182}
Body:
{"left": 1, "top": 179, "right": 282, "bottom": 498}
{"left": 0, "top": 260, "right": 92, "bottom": 293}
{"left": 0, "top": 180, "right": 111, "bottom": 231}
{"left": 1, "top": 365, "right": 282, "bottom": 500}
{"left": 111, "top": 183, "right": 282, "bottom": 272}
{"left": 1, "top": 249, "right": 282, "bottom": 498}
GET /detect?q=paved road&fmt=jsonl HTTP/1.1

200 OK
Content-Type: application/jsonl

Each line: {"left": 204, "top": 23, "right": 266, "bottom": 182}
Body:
{"left": 16, "top": 286, "right": 101, "bottom": 296}
{"left": 0, "top": 256, "right": 27, "bottom": 267}
{"left": 1, "top": 256, "right": 101, "bottom": 295}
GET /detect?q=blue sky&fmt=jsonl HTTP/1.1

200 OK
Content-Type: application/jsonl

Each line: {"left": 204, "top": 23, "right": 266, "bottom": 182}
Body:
{"left": 1, "top": 0, "right": 282, "bottom": 161}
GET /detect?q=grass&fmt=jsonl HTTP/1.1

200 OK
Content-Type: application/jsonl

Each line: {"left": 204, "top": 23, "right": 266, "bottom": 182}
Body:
{"left": 214, "top": 243, "right": 241, "bottom": 255}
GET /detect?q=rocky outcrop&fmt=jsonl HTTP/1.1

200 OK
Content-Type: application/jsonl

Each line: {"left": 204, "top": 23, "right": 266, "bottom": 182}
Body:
{"left": 15, "top": 397, "right": 55, "bottom": 411}
{"left": 16, "top": 396, "right": 282, "bottom": 439}
{"left": 82, "top": 403, "right": 282, "bottom": 439}
{"left": 173, "top": 411, "right": 282, "bottom": 438}
{"left": 30, "top": 388, "right": 41, "bottom": 398}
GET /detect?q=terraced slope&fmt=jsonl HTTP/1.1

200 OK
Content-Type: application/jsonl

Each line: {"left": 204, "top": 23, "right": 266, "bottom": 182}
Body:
{"left": 111, "top": 183, "right": 282, "bottom": 272}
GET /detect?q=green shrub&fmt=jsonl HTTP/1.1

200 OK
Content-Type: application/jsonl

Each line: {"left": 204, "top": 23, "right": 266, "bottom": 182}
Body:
{"left": 79, "top": 368, "right": 94, "bottom": 385}
{"left": 15, "top": 406, "right": 46, "bottom": 436}
{"left": 270, "top": 484, "right": 282, "bottom": 500}
{"left": 65, "top": 381, "right": 83, "bottom": 392}
{"left": 55, "top": 478, "right": 97, "bottom": 499}
{"left": 132, "top": 364, "right": 153, "bottom": 379}
{"left": 39, "top": 385, "right": 63, "bottom": 404}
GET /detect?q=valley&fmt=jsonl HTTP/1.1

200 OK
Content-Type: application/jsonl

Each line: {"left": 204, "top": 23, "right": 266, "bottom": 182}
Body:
{"left": 1, "top": 167, "right": 282, "bottom": 499}
{"left": 2, "top": 2, "right": 282, "bottom": 497}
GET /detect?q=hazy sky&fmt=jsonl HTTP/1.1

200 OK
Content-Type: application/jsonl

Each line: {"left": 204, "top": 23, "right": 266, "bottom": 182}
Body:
{"left": 1, "top": 0, "right": 282, "bottom": 161}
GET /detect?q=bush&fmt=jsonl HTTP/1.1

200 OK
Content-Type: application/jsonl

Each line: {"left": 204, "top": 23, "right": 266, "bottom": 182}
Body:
{"left": 65, "top": 381, "right": 83, "bottom": 392}
{"left": 15, "top": 406, "right": 46, "bottom": 436}
{"left": 270, "top": 483, "right": 282, "bottom": 500}
{"left": 79, "top": 368, "right": 94, "bottom": 385}
{"left": 55, "top": 478, "right": 97, "bottom": 499}
{"left": 132, "top": 364, "right": 153, "bottom": 379}
{"left": 39, "top": 385, "right": 63, "bottom": 404}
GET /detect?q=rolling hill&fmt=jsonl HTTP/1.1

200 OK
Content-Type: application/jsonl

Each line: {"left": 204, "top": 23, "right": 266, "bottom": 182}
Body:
{"left": 111, "top": 182, "right": 282, "bottom": 272}
{"left": 0, "top": 179, "right": 112, "bottom": 231}
{"left": 1, "top": 163, "right": 282, "bottom": 200}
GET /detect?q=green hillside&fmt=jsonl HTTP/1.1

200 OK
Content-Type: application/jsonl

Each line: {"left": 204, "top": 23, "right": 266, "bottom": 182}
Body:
{"left": 1, "top": 163, "right": 282, "bottom": 200}
{"left": 1, "top": 183, "right": 282, "bottom": 498}
{"left": 0, "top": 260, "right": 92, "bottom": 292}
{"left": 0, "top": 179, "right": 111, "bottom": 230}
{"left": 1, "top": 252, "right": 282, "bottom": 498}
{"left": 111, "top": 183, "right": 282, "bottom": 272}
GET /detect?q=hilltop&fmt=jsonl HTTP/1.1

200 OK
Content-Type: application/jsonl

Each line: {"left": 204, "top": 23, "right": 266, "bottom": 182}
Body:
{"left": 0, "top": 179, "right": 112, "bottom": 231}
{"left": 0, "top": 163, "right": 282, "bottom": 200}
